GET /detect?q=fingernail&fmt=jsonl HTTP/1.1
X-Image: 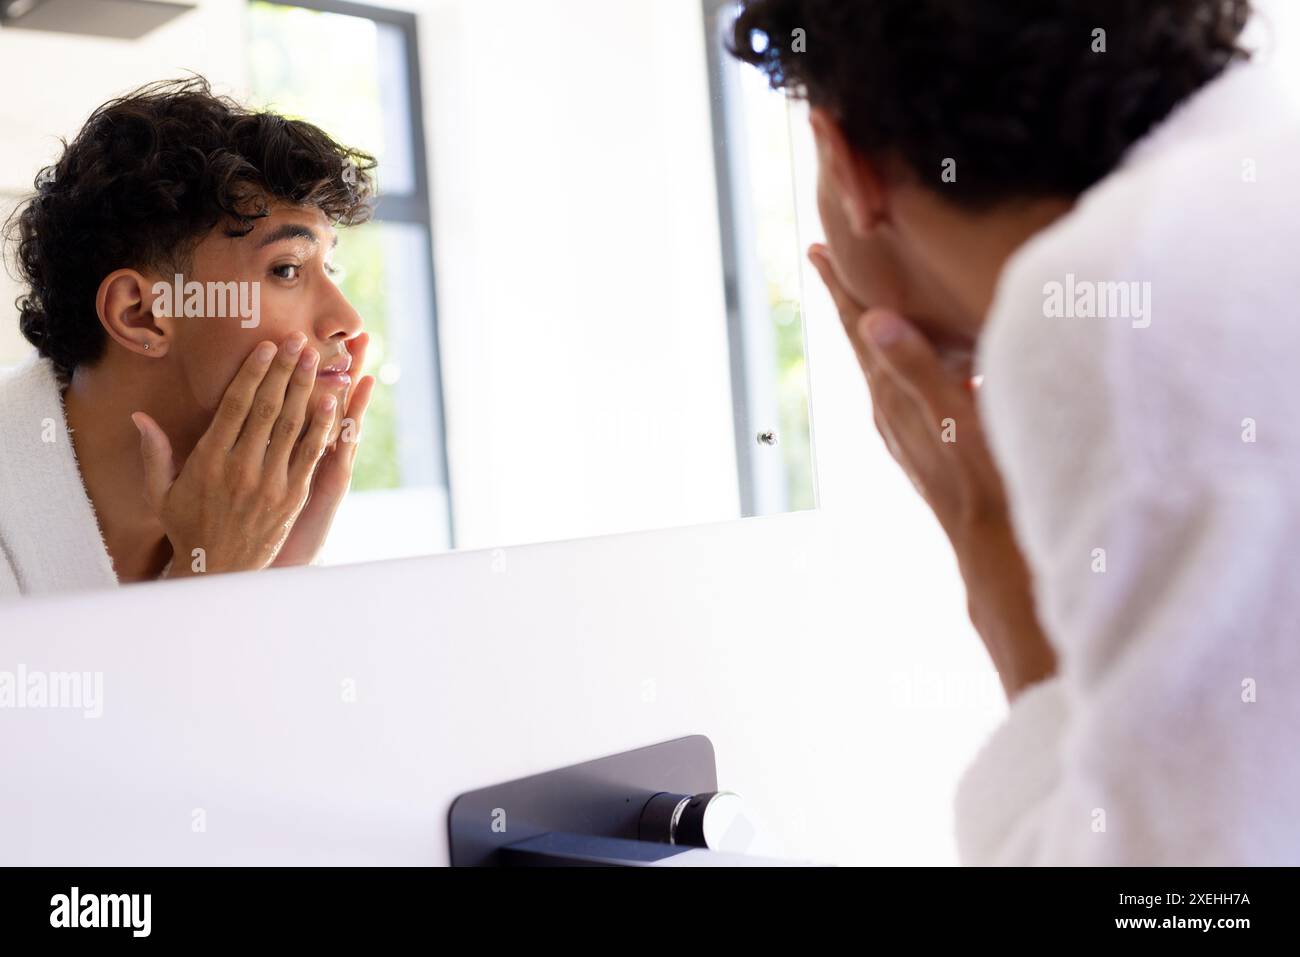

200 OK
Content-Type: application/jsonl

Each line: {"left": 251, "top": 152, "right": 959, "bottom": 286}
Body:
{"left": 861, "top": 312, "right": 905, "bottom": 347}
{"left": 299, "top": 348, "right": 317, "bottom": 370}
{"left": 286, "top": 333, "right": 306, "bottom": 355}
{"left": 257, "top": 342, "right": 276, "bottom": 362}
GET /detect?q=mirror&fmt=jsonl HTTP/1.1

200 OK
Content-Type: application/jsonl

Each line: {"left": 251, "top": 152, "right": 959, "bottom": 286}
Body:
{"left": 0, "top": 0, "right": 814, "bottom": 597}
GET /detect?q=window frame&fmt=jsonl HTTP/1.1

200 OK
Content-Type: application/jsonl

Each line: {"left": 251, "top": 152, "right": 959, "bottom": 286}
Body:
{"left": 701, "top": 0, "right": 804, "bottom": 518}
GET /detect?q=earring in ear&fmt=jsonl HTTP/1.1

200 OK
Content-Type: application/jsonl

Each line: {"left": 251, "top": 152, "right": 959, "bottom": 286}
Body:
{"left": 143, "top": 343, "right": 150, "bottom": 351}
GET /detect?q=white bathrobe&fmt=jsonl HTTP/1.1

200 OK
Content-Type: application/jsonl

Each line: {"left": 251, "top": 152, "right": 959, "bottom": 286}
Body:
{"left": 0, "top": 354, "right": 119, "bottom": 599}
{"left": 955, "top": 61, "right": 1300, "bottom": 864}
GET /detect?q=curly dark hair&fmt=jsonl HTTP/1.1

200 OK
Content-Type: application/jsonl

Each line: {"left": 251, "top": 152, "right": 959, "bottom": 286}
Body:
{"left": 3, "top": 76, "right": 376, "bottom": 377}
{"left": 729, "top": 0, "right": 1252, "bottom": 207}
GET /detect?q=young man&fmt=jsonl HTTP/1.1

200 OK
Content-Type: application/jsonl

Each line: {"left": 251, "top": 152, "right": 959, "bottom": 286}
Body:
{"left": 731, "top": 0, "right": 1300, "bottom": 863}
{"left": 0, "top": 78, "right": 377, "bottom": 596}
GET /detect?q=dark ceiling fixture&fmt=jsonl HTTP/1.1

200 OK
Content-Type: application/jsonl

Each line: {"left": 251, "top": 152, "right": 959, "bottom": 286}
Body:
{"left": 0, "top": 0, "right": 197, "bottom": 40}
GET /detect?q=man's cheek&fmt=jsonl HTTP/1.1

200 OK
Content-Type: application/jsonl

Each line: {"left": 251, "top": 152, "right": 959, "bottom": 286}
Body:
{"left": 201, "top": 346, "right": 260, "bottom": 413}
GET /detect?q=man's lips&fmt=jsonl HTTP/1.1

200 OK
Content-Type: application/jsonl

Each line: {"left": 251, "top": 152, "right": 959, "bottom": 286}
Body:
{"left": 317, "top": 352, "right": 352, "bottom": 385}
{"left": 319, "top": 353, "right": 352, "bottom": 375}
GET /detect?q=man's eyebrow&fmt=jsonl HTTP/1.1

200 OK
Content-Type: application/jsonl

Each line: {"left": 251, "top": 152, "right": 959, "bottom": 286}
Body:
{"left": 255, "top": 223, "right": 336, "bottom": 249}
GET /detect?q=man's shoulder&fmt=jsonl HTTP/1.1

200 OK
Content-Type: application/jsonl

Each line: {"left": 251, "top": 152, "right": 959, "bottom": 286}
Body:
{"left": 0, "top": 353, "right": 64, "bottom": 429}
{"left": 0, "top": 351, "right": 54, "bottom": 390}
{"left": 978, "top": 112, "right": 1300, "bottom": 493}
{"left": 983, "top": 58, "right": 1299, "bottom": 376}
{"left": 985, "top": 63, "right": 1300, "bottom": 361}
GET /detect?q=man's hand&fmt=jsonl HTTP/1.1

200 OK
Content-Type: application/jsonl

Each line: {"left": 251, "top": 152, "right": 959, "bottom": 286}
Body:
{"left": 271, "top": 332, "right": 376, "bottom": 568}
{"left": 132, "top": 334, "right": 337, "bottom": 577}
{"left": 807, "top": 244, "right": 1057, "bottom": 701}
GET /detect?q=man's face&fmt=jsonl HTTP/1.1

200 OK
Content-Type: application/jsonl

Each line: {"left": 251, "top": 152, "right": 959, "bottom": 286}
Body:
{"left": 812, "top": 125, "right": 976, "bottom": 368}
{"left": 155, "top": 203, "right": 363, "bottom": 445}
{"left": 815, "top": 160, "right": 914, "bottom": 315}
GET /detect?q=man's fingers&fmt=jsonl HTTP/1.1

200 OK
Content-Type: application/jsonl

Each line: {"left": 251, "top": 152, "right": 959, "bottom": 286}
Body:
{"left": 808, "top": 245, "right": 869, "bottom": 330}
{"left": 265, "top": 346, "right": 320, "bottom": 475}
{"left": 310, "top": 374, "right": 374, "bottom": 501}
{"left": 233, "top": 333, "right": 309, "bottom": 463}
{"left": 808, "top": 245, "right": 888, "bottom": 383}
{"left": 856, "top": 309, "right": 963, "bottom": 415}
{"left": 334, "top": 332, "right": 370, "bottom": 451}
{"left": 806, "top": 246, "right": 970, "bottom": 467}
{"left": 205, "top": 340, "right": 278, "bottom": 453}
{"left": 131, "top": 412, "right": 177, "bottom": 510}
{"left": 289, "top": 393, "right": 338, "bottom": 490}
{"left": 340, "top": 374, "right": 375, "bottom": 453}
{"left": 346, "top": 333, "right": 369, "bottom": 394}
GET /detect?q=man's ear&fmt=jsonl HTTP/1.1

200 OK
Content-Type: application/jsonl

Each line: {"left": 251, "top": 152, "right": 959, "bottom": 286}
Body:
{"left": 809, "top": 107, "right": 889, "bottom": 237}
{"left": 96, "top": 269, "right": 172, "bottom": 358}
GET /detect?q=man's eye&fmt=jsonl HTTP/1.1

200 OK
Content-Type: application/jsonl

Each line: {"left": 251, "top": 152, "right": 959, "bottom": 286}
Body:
{"left": 272, "top": 264, "right": 300, "bottom": 281}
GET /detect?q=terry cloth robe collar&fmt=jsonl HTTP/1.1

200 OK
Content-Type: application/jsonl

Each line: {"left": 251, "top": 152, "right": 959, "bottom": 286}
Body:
{"left": 0, "top": 353, "right": 119, "bottom": 599}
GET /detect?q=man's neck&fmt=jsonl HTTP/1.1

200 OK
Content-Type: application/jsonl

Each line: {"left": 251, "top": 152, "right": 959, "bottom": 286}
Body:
{"left": 62, "top": 352, "right": 203, "bottom": 583}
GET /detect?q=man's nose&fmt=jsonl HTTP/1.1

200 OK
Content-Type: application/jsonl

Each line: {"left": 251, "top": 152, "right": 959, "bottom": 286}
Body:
{"left": 314, "top": 278, "right": 364, "bottom": 342}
